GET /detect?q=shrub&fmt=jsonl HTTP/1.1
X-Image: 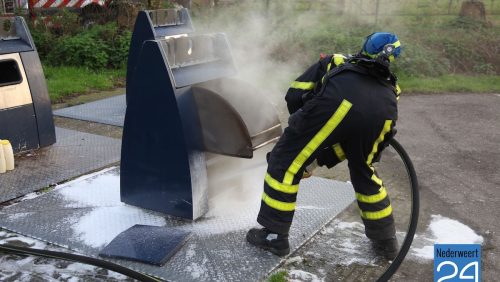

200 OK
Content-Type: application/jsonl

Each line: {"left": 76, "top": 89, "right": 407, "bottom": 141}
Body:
{"left": 423, "top": 25, "right": 500, "bottom": 74}
{"left": 47, "top": 33, "right": 109, "bottom": 70}
{"left": 48, "top": 8, "right": 83, "bottom": 36}
{"left": 392, "top": 43, "right": 450, "bottom": 77}
{"left": 109, "top": 30, "right": 132, "bottom": 68}
{"left": 30, "top": 27, "right": 56, "bottom": 59}
{"left": 42, "top": 23, "right": 130, "bottom": 70}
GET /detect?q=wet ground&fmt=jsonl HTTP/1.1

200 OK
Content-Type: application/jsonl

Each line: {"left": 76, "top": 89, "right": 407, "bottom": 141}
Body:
{"left": 1, "top": 92, "right": 499, "bottom": 281}
{"left": 0, "top": 92, "right": 132, "bottom": 281}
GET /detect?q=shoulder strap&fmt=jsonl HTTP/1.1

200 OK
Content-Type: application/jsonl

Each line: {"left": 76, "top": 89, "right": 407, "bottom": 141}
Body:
{"left": 317, "top": 63, "right": 369, "bottom": 95}
{"left": 318, "top": 61, "right": 399, "bottom": 97}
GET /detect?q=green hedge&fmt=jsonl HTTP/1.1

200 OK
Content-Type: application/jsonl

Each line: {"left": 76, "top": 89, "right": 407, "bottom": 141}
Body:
{"left": 31, "top": 20, "right": 131, "bottom": 71}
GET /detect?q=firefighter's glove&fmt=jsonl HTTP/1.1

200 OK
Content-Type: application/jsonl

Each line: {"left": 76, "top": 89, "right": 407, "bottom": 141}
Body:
{"left": 302, "top": 160, "right": 318, "bottom": 179}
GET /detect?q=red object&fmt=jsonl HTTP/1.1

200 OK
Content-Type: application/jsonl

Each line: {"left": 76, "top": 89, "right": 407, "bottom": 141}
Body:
{"left": 57, "top": 0, "right": 71, "bottom": 8}
{"left": 29, "top": 0, "right": 108, "bottom": 8}
{"left": 42, "top": 0, "right": 57, "bottom": 8}
{"left": 319, "top": 53, "right": 327, "bottom": 59}
{"left": 26, "top": 0, "right": 112, "bottom": 21}
{"left": 28, "top": 0, "right": 36, "bottom": 20}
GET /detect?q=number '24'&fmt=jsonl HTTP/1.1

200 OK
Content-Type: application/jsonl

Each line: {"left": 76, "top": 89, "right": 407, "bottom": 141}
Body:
{"left": 437, "top": 261, "right": 479, "bottom": 282}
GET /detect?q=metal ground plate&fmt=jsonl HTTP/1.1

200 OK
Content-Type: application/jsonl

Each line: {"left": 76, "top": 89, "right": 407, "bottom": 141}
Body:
{"left": 0, "top": 167, "right": 355, "bottom": 281}
{"left": 0, "top": 127, "right": 121, "bottom": 202}
{"left": 53, "top": 95, "right": 126, "bottom": 127}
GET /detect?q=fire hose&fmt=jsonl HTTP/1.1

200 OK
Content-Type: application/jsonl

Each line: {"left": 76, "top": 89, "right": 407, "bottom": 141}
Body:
{"left": 376, "top": 138, "right": 420, "bottom": 282}
{"left": 0, "top": 138, "right": 418, "bottom": 282}
{"left": 0, "top": 243, "right": 162, "bottom": 281}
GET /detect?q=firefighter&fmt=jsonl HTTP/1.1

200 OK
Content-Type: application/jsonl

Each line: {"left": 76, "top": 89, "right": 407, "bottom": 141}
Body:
{"left": 247, "top": 32, "right": 402, "bottom": 259}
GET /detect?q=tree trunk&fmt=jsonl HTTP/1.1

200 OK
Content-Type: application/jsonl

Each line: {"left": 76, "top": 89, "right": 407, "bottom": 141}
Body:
{"left": 459, "top": 0, "right": 487, "bottom": 21}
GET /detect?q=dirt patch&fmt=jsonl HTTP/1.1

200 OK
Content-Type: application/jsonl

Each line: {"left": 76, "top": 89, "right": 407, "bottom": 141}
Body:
{"left": 52, "top": 88, "right": 125, "bottom": 110}
{"left": 53, "top": 117, "right": 123, "bottom": 140}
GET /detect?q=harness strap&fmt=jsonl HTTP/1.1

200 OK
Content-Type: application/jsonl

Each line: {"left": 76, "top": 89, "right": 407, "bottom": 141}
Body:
{"left": 318, "top": 61, "right": 399, "bottom": 97}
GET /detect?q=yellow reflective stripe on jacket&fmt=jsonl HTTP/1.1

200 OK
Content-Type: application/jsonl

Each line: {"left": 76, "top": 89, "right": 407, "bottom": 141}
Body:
{"left": 262, "top": 192, "right": 296, "bottom": 212}
{"left": 326, "top": 54, "right": 346, "bottom": 73}
{"left": 356, "top": 187, "right": 388, "bottom": 204}
{"left": 360, "top": 205, "right": 393, "bottom": 220}
{"left": 265, "top": 173, "right": 299, "bottom": 194}
{"left": 366, "top": 120, "right": 393, "bottom": 165}
{"left": 290, "top": 81, "right": 315, "bottom": 90}
{"left": 326, "top": 63, "right": 332, "bottom": 75}
{"left": 321, "top": 72, "right": 328, "bottom": 84}
{"left": 324, "top": 54, "right": 346, "bottom": 84}
{"left": 283, "top": 99, "right": 352, "bottom": 185}
{"left": 333, "top": 54, "right": 345, "bottom": 66}
{"left": 333, "top": 143, "right": 346, "bottom": 161}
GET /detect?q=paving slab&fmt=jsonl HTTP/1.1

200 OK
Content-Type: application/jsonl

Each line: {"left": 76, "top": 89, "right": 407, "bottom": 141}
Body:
{"left": 53, "top": 95, "right": 126, "bottom": 127}
{"left": 0, "top": 127, "right": 121, "bottom": 202}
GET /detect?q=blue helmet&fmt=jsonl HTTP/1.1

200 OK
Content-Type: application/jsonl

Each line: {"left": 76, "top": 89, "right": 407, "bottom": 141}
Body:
{"left": 362, "top": 32, "right": 401, "bottom": 61}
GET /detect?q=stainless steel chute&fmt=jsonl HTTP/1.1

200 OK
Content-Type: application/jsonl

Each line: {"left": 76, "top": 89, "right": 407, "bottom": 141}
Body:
{"left": 192, "top": 78, "right": 282, "bottom": 158}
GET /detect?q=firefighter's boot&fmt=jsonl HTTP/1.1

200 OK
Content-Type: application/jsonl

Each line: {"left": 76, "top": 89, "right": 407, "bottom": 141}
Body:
{"left": 246, "top": 228, "right": 290, "bottom": 256}
{"left": 371, "top": 236, "right": 399, "bottom": 260}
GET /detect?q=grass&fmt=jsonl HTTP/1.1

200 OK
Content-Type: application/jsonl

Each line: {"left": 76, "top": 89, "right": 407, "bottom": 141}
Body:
{"left": 42, "top": 66, "right": 500, "bottom": 103}
{"left": 399, "top": 74, "right": 500, "bottom": 93}
{"left": 43, "top": 66, "right": 125, "bottom": 103}
{"left": 39, "top": 186, "right": 55, "bottom": 193}
{"left": 268, "top": 270, "right": 288, "bottom": 282}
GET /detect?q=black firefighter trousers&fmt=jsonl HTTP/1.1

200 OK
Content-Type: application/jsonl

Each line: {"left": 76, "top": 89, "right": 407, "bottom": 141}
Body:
{"left": 257, "top": 81, "right": 397, "bottom": 241}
